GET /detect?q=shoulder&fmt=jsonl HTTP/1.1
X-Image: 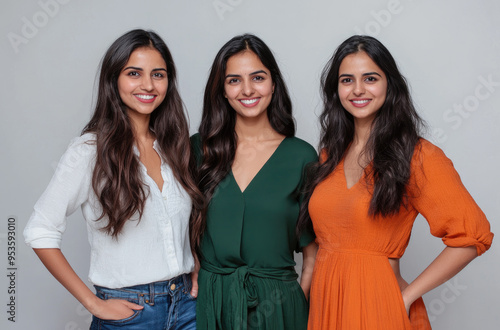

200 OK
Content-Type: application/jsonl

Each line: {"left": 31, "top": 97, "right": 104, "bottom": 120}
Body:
{"left": 63, "top": 133, "right": 97, "bottom": 160}
{"left": 410, "top": 138, "right": 457, "bottom": 186}
{"left": 284, "top": 137, "right": 318, "bottom": 162}
{"left": 412, "top": 138, "right": 451, "bottom": 167}
{"left": 73, "top": 132, "right": 96, "bottom": 145}
{"left": 50, "top": 133, "right": 96, "bottom": 179}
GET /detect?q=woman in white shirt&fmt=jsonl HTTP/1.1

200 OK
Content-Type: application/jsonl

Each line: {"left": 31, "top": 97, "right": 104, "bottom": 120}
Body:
{"left": 23, "top": 29, "right": 203, "bottom": 329}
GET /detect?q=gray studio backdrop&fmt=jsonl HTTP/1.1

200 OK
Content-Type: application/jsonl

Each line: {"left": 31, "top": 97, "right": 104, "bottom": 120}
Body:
{"left": 1, "top": 0, "right": 499, "bottom": 329}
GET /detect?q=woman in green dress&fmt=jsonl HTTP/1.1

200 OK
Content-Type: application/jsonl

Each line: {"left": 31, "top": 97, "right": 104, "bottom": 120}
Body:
{"left": 190, "top": 34, "right": 318, "bottom": 329}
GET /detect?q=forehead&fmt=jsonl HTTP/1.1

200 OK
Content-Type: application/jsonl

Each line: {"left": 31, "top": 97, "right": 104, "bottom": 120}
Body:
{"left": 225, "top": 50, "right": 268, "bottom": 73}
{"left": 339, "top": 51, "right": 383, "bottom": 75}
{"left": 125, "top": 47, "right": 166, "bottom": 67}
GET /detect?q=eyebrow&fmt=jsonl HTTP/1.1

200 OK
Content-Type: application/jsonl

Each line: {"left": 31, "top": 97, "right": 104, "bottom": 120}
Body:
{"left": 339, "top": 72, "right": 382, "bottom": 79}
{"left": 123, "top": 66, "right": 167, "bottom": 72}
{"left": 225, "top": 70, "right": 269, "bottom": 79}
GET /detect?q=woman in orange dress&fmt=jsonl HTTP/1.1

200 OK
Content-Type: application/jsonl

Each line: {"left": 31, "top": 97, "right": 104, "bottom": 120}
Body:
{"left": 299, "top": 35, "right": 493, "bottom": 329}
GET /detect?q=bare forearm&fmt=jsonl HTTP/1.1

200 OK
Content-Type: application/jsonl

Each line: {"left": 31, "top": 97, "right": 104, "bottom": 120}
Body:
{"left": 33, "top": 248, "right": 142, "bottom": 320}
{"left": 402, "top": 246, "right": 477, "bottom": 307}
{"left": 33, "top": 248, "right": 99, "bottom": 311}
{"left": 300, "top": 241, "right": 318, "bottom": 300}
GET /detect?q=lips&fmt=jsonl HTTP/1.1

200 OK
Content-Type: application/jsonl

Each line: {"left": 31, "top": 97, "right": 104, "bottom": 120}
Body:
{"left": 350, "top": 99, "right": 371, "bottom": 107}
{"left": 134, "top": 94, "right": 156, "bottom": 103}
{"left": 239, "top": 98, "right": 260, "bottom": 107}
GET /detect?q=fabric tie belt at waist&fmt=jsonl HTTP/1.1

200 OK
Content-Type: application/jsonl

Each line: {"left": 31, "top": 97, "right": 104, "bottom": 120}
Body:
{"left": 319, "top": 246, "right": 394, "bottom": 257}
{"left": 199, "top": 261, "right": 298, "bottom": 330}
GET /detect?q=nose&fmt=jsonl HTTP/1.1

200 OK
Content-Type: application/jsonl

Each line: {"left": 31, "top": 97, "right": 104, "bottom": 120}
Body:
{"left": 353, "top": 81, "right": 365, "bottom": 96}
{"left": 241, "top": 80, "right": 254, "bottom": 97}
{"left": 141, "top": 75, "right": 154, "bottom": 91}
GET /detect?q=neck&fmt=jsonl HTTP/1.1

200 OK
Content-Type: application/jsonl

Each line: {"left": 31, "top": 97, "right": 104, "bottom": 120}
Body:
{"left": 234, "top": 115, "right": 279, "bottom": 142}
{"left": 128, "top": 111, "right": 153, "bottom": 143}
{"left": 352, "top": 118, "right": 373, "bottom": 148}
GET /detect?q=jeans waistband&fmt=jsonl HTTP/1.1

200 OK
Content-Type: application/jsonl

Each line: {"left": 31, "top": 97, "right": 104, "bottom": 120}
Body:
{"left": 94, "top": 274, "right": 191, "bottom": 305}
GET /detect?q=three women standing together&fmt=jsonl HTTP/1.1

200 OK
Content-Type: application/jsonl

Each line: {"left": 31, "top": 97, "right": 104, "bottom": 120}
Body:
{"left": 24, "top": 29, "right": 493, "bottom": 329}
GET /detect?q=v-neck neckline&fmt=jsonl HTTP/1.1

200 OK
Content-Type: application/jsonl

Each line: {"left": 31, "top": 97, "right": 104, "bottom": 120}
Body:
{"left": 340, "top": 158, "right": 366, "bottom": 190}
{"left": 136, "top": 140, "right": 165, "bottom": 193}
{"left": 231, "top": 137, "right": 289, "bottom": 194}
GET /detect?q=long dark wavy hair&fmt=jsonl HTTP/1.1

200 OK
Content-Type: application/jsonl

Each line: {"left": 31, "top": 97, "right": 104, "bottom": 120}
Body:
{"left": 193, "top": 34, "right": 295, "bottom": 249}
{"left": 298, "top": 35, "right": 424, "bottom": 233}
{"left": 82, "top": 29, "right": 203, "bottom": 246}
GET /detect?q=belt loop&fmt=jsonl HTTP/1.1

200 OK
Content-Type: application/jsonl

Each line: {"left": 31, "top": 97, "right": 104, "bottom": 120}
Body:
{"left": 182, "top": 274, "right": 188, "bottom": 290}
{"left": 149, "top": 282, "right": 155, "bottom": 305}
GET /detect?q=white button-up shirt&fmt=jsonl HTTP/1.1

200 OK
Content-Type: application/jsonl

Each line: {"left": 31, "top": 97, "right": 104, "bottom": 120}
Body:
{"left": 24, "top": 133, "right": 194, "bottom": 288}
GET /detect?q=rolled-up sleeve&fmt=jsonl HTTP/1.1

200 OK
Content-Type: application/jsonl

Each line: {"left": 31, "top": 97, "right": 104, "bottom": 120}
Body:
{"left": 410, "top": 141, "right": 493, "bottom": 256}
{"left": 24, "top": 135, "right": 95, "bottom": 248}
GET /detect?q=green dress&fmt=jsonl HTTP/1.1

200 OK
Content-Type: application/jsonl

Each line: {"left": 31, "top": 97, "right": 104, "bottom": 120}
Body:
{"left": 191, "top": 134, "right": 317, "bottom": 330}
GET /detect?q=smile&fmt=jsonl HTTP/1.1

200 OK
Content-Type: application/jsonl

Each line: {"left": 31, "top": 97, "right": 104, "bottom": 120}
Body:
{"left": 239, "top": 98, "right": 260, "bottom": 107}
{"left": 350, "top": 99, "right": 371, "bottom": 107}
{"left": 134, "top": 94, "right": 156, "bottom": 103}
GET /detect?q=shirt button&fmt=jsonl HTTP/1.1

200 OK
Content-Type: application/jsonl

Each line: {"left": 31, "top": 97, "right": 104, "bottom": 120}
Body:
{"left": 170, "top": 284, "right": 176, "bottom": 291}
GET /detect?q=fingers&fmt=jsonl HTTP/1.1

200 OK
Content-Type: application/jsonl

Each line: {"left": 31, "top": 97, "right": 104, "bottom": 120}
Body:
{"left": 190, "top": 272, "right": 199, "bottom": 298}
{"left": 190, "top": 285, "right": 198, "bottom": 298}
{"left": 93, "top": 298, "right": 140, "bottom": 320}
{"left": 123, "top": 299, "right": 144, "bottom": 310}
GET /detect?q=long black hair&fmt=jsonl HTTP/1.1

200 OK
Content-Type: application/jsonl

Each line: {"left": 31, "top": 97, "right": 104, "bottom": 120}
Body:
{"left": 82, "top": 29, "right": 203, "bottom": 245}
{"left": 193, "top": 33, "right": 295, "bottom": 249}
{"left": 298, "top": 35, "right": 424, "bottom": 233}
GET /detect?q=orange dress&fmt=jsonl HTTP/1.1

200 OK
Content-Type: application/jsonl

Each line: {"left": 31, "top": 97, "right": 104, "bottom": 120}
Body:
{"left": 307, "top": 139, "right": 493, "bottom": 330}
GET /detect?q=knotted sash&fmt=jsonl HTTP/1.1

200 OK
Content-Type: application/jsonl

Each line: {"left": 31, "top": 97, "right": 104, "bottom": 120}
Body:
{"left": 198, "top": 260, "right": 298, "bottom": 330}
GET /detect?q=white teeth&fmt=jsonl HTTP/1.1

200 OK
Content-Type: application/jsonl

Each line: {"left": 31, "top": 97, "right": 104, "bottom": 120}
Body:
{"left": 240, "top": 98, "right": 258, "bottom": 105}
{"left": 136, "top": 94, "right": 155, "bottom": 100}
{"left": 352, "top": 99, "right": 370, "bottom": 104}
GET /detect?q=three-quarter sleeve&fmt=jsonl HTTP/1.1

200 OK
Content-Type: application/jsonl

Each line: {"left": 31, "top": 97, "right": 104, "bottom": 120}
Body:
{"left": 23, "top": 134, "right": 95, "bottom": 249}
{"left": 409, "top": 140, "right": 493, "bottom": 255}
{"left": 296, "top": 143, "right": 319, "bottom": 251}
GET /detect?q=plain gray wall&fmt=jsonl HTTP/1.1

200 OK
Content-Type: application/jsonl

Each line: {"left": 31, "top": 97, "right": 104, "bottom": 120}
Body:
{"left": 1, "top": 0, "right": 498, "bottom": 329}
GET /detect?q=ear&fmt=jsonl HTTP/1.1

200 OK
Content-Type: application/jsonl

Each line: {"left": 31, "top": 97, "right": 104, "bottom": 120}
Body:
{"left": 272, "top": 83, "right": 275, "bottom": 94}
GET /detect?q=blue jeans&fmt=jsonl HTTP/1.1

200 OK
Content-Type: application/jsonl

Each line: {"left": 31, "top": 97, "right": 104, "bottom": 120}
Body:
{"left": 90, "top": 274, "right": 196, "bottom": 330}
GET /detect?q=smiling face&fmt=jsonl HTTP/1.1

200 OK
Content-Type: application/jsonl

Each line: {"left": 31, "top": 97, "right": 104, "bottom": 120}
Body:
{"left": 224, "top": 50, "right": 274, "bottom": 122}
{"left": 338, "top": 51, "right": 387, "bottom": 126}
{"left": 117, "top": 47, "right": 168, "bottom": 120}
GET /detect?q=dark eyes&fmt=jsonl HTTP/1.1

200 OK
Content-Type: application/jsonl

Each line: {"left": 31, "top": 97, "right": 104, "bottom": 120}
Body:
{"left": 153, "top": 72, "right": 165, "bottom": 78}
{"left": 125, "top": 71, "right": 166, "bottom": 79}
{"left": 339, "top": 76, "right": 378, "bottom": 84}
{"left": 227, "top": 76, "right": 265, "bottom": 84}
{"left": 127, "top": 71, "right": 140, "bottom": 77}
